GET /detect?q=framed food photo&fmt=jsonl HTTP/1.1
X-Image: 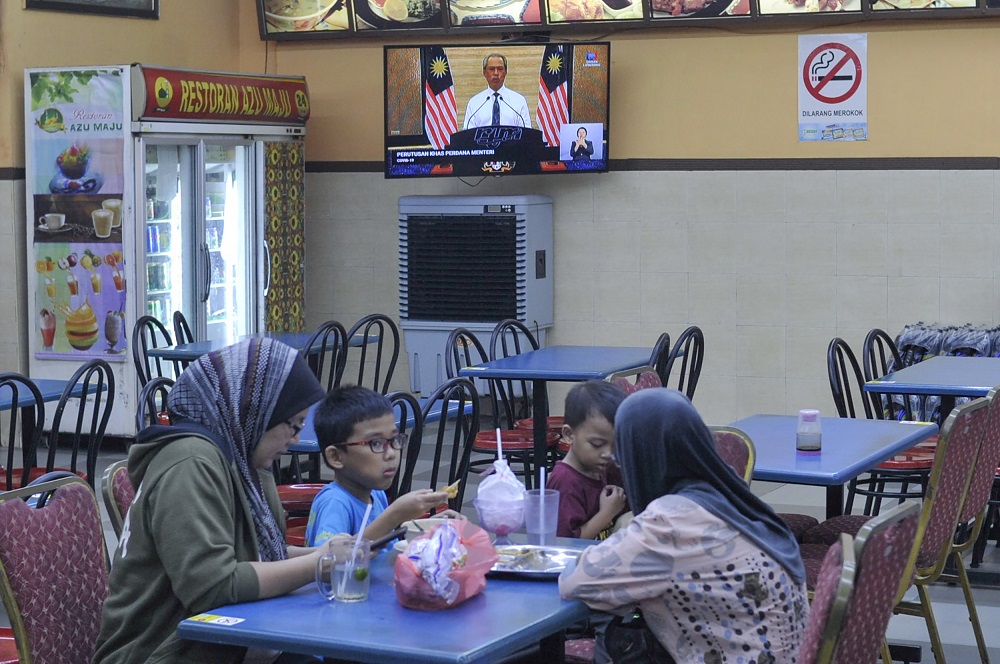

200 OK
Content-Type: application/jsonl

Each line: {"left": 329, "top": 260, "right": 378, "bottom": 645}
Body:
{"left": 445, "top": 0, "right": 543, "bottom": 30}
{"left": 649, "top": 0, "right": 749, "bottom": 19}
{"left": 351, "top": 0, "right": 446, "bottom": 32}
{"left": 24, "top": 0, "right": 159, "bottom": 19}
{"left": 757, "top": 0, "right": 860, "bottom": 14}
{"left": 257, "top": 0, "right": 354, "bottom": 39}
{"left": 544, "top": 0, "right": 644, "bottom": 24}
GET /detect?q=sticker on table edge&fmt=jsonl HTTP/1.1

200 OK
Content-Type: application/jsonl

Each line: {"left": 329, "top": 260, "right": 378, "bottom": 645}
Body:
{"left": 189, "top": 614, "right": 246, "bottom": 626}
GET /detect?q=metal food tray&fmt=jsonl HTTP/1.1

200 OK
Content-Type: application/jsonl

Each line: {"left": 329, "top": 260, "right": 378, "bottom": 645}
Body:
{"left": 490, "top": 545, "right": 581, "bottom": 578}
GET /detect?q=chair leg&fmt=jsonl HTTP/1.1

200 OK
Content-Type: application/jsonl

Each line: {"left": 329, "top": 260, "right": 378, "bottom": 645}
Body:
{"left": 845, "top": 477, "right": 859, "bottom": 514}
{"left": 917, "top": 583, "right": 949, "bottom": 664}
{"left": 952, "top": 550, "right": 991, "bottom": 664}
{"left": 880, "top": 640, "right": 892, "bottom": 664}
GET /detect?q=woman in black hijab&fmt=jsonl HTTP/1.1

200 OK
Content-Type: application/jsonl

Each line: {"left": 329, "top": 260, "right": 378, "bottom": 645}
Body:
{"left": 560, "top": 389, "right": 808, "bottom": 664}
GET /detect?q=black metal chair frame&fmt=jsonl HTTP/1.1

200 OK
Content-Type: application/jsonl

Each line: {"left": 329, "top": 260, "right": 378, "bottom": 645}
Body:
{"left": 649, "top": 331, "right": 672, "bottom": 386}
{"left": 301, "top": 320, "right": 349, "bottom": 392}
{"left": 0, "top": 373, "right": 46, "bottom": 491}
{"left": 418, "top": 377, "right": 480, "bottom": 512}
{"left": 387, "top": 390, "right": 424, "bottom": 501}
{"left": 346, "top": 314, "right": 400, "bottom": 395}
{"left": 489, "top": 319, "right": 542, "bottom": 423}
{"left": 662, "top": 325, "right": 704, "bottom": 401}
{"left": 135, "top": 376, "right": 174, "bottom": 433}
{"left": 131, "top": 315, "right": 176, "bottom": 387}
{"left": 44, "top": 359, "right": 115, "bottom": 489}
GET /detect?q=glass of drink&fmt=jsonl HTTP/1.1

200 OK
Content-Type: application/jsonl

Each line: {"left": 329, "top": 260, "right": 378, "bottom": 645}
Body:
{"left": 315, "top": 538, "right": 371, "bottom": 603}
{"left": 44, "top": 277, "right": 56, "bottom": 299}
{"left": 524, "top": 489, "right": 560, "bottom": 546}
{"left": 113, "top": 270, "right": 125, "bottom": 292}
{"left": 90, "top": 271, "right": 102, "bottom": 295}
{"left": 39, "top": 309, "right": 56, "bottom": 351}
{"left": 92, "top": 208, "right": 114, "bottom": 238}
{"left": 104, "top": 310, "right": 123, "bottom": 353}
{"left": 102, "top": 199, "right": 123, "bottom": 228}
{"left": 67, "top": 272, "right": 79, "bottom": 296}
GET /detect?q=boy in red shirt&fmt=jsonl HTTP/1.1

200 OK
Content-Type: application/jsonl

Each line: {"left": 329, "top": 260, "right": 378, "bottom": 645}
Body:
{"left": 547, "top": 380, "right": 628, "bottom": 539}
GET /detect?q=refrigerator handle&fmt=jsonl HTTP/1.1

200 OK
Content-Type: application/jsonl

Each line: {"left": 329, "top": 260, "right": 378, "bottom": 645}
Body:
{"left": 262, "top": 239, "right": 272, "bottom": 298}
{"left": 201, "top": 242, "right": 211, "bottom": 303}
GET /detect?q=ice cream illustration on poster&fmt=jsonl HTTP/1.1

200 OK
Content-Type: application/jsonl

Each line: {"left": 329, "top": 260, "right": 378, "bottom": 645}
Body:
{"left": 27, "top": 68, "right": 127, "bottom": 360}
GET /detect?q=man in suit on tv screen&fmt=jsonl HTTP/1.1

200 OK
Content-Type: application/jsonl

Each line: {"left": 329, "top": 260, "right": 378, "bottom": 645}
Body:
{"left": 463, "top": 54, "right": 532, "bottom": 130}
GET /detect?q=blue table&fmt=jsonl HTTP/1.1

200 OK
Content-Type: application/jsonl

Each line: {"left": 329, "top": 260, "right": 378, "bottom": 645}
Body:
{"left": 729, "top": 414, "right": 939, "bottom": 519}
{"left": 147, "top": 331, "right": 371, "bottom": 363}
{"left": 864, "top": 355, "right": 1000, "bottom": 422}
{"left": 460, "top": 345, "right": 654, "bottom": 487}
{"left": 0, "top": 378, "right": 77, "bottom": 410}
{"left": 176, "top": 544, "right": 590, "bottom": 663}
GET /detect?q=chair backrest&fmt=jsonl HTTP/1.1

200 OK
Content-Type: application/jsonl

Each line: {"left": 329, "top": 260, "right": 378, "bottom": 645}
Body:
{"left": 828, "top": 501, "right": 921, "bottom": 664}
{"left": 489, "top": 319, "right": 541, "bottom": 421}
{"left": 386, "top": 390, "right": 424, "bottom": 501}
{"left": 45, "top": 359, "right": 115, "bottom": 489}
{"left": 301, "top": 320, "right": 349, "bottom": 392}
{"left": 135, "top": 376, "right": 174, "bottom": 432}
{"left": 607, "top": 367, "right": 661, "bottom": 396}
{"left": 709, "top": 425, "right": 755, "bottom": 484}
{"left": 0, "top": 373, "right": 46, "bottom": 491}
{"left": 953, "top": 384, "right": 1000, "bottom": 547}
{"left": 101, "top": 459, "right": 134, "bottom": 540}
{"left": 827, "top": 337, "right": 875, "bottom": 420}
{"left": 797, "top": 534, "right": 852, "bottom": 664}
{"left": 649, "top": 332, "right": 671, "bottom": 386}
{"left": 0, "top": 475, "right": 109, "bottom": 664}
{"left": 346, "top": 314, "right": 400, "bottom": 395}
{"left": 131, "top": 315, "right": 175, "bottom": 387}
{"left": 910, "top": 396, "right": 989, "bottom": 580}
{"left": 172, "top": 310, "right": 194, "bottom": 345}
{"left": 444, "top": 327, "right": 516, "bottom": 431}
{"left": 862, "top": 328, "right": 914, "bottom": 421}
{"left": 662, "top": 325, "right": 704, "bottom": 400}
{"left": 418, "top": 377, "right": 480, "bottom": 511}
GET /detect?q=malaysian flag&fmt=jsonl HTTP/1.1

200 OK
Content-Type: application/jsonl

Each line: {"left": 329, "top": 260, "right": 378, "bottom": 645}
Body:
{"left": 423, "top": 46, "right": 457, "bottom": 150}
{"left": 536, "top": 45, "right": 569, "bottom": 147}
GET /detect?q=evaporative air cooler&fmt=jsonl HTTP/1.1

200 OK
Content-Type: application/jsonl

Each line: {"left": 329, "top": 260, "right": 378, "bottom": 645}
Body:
{"left": 399, "top": 195, "right": 554, "bottom": 394}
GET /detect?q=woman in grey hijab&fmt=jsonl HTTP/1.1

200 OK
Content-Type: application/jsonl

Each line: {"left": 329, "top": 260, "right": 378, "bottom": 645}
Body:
{"left": 560, "top": 389, "right": 808, "bottom": 664}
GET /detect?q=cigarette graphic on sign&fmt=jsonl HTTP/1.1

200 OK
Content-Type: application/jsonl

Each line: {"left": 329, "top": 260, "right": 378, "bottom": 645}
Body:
{"left": 811, "top": 50, "right": 853, "bottom": 84}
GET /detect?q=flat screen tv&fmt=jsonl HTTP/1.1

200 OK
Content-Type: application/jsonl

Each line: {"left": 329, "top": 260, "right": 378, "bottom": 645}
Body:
{"left": 384, "top": 42, "right": 610, "bottom": 178}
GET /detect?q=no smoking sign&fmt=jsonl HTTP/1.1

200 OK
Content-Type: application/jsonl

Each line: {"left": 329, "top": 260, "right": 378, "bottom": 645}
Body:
{"left": 802, "top": 42, "right": 862, "bottom": 105}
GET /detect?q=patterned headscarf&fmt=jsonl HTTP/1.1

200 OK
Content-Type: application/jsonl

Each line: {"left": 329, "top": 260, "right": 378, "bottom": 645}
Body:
{"left": 167, "top": 338, "right": 322, "bottom": 562}
{"left": 614, "top": 388, "right": 805, "bottom": 585}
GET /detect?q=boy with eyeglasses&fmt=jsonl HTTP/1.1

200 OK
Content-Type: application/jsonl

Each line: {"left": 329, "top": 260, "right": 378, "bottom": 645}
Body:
{"left": 305, "top": 385, "right": 455, "bottom": 547}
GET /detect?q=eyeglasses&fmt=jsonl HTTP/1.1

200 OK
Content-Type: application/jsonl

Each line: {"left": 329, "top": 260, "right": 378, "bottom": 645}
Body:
{"left": 340, "top": 433, "right": 409, "bottom": 454}
{"left": 285, "top": 420, "right": 305, "bottom": 436}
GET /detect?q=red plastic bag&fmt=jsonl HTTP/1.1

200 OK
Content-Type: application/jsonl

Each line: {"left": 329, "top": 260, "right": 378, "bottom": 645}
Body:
{"left": 394, "top": 519, "right": 499, "bottom": 610}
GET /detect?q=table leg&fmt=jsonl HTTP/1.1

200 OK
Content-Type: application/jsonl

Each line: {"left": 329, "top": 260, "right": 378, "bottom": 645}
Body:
{"left": 537, "top": 631, "right": 567, "bottom": 663}
{"left": 940, "top": 395, "right": 956, "bottom": 425}
{"left": 532, "top": 379, "right": 548, "bottom": 491}
{"left": 826, "top": 484, "right": 845, "bottom": 520}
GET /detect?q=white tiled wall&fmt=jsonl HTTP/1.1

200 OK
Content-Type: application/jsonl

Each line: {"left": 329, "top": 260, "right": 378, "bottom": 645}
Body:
{"left": 303, "top": 168, "right": 1000, "bottom": 425}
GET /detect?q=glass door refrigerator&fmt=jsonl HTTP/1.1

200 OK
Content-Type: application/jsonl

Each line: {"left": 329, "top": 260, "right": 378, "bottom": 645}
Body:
{"left": 141, "top": 141, "right": 256, "bottom": 345}
{"left": 25, "top": 64, "right": 310, "bottom": 437}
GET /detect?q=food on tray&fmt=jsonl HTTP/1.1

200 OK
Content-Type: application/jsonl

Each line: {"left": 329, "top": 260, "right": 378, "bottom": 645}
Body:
{"left": 785, "top": 0, "right": 844, "bottom": 11}
{"left": 493, "top": 545, "right": 580, "bottom": 574}
{"left": 375, "top": 0, "right": 438, "bottom": 20}
{"left": 550, "top": 0, "right": 604, "bottom": 20}
{"left": 266, "top": 0, "right": 329, "bottom": 16}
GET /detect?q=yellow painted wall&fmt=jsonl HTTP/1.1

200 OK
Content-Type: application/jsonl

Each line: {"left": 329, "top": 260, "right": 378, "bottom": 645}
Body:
{"left": 0, "top": 0, "right": 243, "bottom": 166}
{"left": 3, "top": 4, "right": 1000, "bottom": 165}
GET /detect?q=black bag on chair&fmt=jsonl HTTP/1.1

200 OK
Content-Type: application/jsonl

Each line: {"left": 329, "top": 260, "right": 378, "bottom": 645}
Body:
{"left": 603, "top": 609, "right": 674, "bottom": 664}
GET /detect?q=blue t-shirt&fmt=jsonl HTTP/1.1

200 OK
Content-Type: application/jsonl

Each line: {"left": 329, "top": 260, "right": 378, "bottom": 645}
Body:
{"left": 305, "top": 482, "right": 389, "bottom": 547}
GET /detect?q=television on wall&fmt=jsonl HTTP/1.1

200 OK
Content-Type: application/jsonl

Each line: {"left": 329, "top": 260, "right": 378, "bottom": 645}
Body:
{"left": 384, "top": 41, "right": 610, "bottom": 179}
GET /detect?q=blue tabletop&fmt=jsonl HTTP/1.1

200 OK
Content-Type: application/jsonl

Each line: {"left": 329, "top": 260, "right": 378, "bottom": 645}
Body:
{"left": 288, "top": 397, "right": 471, "bottom": 454}
{"left": 148, "top": 331, "right": 372, "bottom": 362}
{"left": 177, "top": 545, "right": 590, "bottom": 663}
{"left": 728, "top": 415, "right": 938, "bottom": 486}
{"left": 459, "top": 345, "right": 653, "bottom": 382}
{"left": 0, "top": 379, "right": 77, "bottom": 410}
{"left": 864, "top": 355, "right": 1000, "bottom": 398}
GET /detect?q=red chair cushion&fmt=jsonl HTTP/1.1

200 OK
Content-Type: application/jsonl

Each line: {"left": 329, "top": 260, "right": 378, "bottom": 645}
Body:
{"left": 515, "top": 417, "right": 565, "bottom": 433}
{"left": 286, "top": 524, "right": 307, "bottom": 547}
{"left": 875, "top": 445, "right": 935, "bottom": 471}
{"left": 565, "top": 637, "right": 595, "bottom": 663}
{"left": 277, "top": 483, "right": 324, "bottom": 513}
{"left": 801, "top": 514, "right": 871, "bottom": 545}
{"left": 0, "top": 628, "right": 18, "bottom": 664}
{"left": 778, "top": 512, "right": 821, "bottom": 541}
{"left": 474, "top": 429, "right": 560, "bottom": 452}
{"left": 111, "top": 467, "right": 135, "bottom": 521}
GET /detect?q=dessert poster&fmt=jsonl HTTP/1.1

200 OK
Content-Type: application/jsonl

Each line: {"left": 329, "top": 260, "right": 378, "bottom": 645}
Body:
{"left": 27, "top": 68, "right": 128, "bottom": 360}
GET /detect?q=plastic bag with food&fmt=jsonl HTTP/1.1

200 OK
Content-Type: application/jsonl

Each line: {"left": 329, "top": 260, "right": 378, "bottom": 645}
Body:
{"left": 394, "top": 520, "right": 498, "bottom": 610}
{"left": 475, "top": 458, "right": 526, "bottom": 535}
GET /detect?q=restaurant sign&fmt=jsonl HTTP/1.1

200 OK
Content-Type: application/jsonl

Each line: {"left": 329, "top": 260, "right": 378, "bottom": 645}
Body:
{"left": 133, "top": 66, "right": 310, "bottom": 125}
{"left": 797, "top": 34, "right": 867, "bottom": 142}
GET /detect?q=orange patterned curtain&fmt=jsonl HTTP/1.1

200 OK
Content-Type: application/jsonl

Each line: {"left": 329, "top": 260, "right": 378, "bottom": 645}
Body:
{"left": 263, "top": 141, "right": 306, "bottom": 332}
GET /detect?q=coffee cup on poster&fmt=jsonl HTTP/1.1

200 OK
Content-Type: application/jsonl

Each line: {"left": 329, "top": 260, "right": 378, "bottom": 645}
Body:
{"left": 39, "top": 213, "right": 65, "bottom": 230}
{"left": 102, "top": 199, "right": 122, "bottom": 228}
{"left": 92, "top": 209, "right": 113, "bottom": 239}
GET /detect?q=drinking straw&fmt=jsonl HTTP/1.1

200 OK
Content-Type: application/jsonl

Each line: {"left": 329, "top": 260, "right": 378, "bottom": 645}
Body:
{"left": 339, "top": 501, "right": 374, "bottom": 596}
{"left": 495, "top": 427, "right": 503, "bottom": 460}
